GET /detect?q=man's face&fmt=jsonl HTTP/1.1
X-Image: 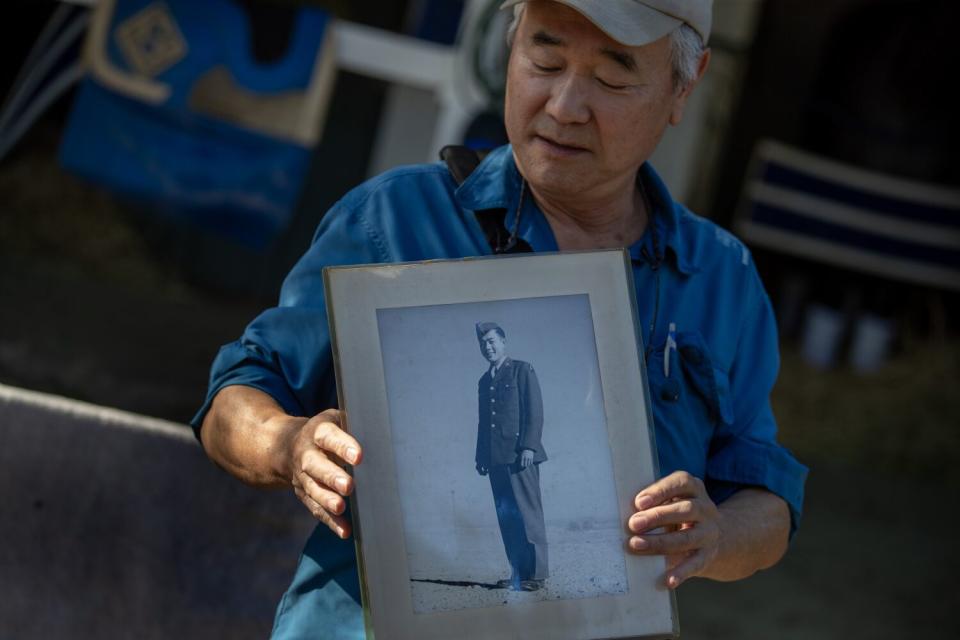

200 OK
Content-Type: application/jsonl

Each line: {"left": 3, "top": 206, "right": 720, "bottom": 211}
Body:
{"left": 480, "top": 330, "right": 507, "bottom": 364}
{"left": 504, "top": 1, "right": 698, "bottom": 200}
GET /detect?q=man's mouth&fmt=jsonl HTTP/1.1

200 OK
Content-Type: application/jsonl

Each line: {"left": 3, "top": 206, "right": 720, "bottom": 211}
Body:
{"left": 534, "top": 134, "right": 588, "bottom": 155}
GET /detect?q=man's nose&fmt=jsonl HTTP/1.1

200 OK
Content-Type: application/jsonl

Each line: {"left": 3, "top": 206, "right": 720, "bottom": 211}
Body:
{"left": 545, "top": 73, "right": 591, "bottom": 125}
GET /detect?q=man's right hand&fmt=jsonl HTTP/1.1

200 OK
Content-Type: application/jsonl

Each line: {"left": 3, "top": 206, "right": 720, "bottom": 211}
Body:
{"left": 476, "top": 462, "right": 488, "bottom": 476}
{"left": 200, "top": 387, "right": 363, "bottom": 540}
{"left": 283, "top": 409, "right": 363, "bottom": 539}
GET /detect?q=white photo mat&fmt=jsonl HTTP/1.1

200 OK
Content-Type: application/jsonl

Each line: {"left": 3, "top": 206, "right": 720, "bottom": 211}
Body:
{"left": 324, "top": 250, "right": 677, "bottom": 640}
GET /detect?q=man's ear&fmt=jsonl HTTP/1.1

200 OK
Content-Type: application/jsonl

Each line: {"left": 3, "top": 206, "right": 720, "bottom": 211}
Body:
{"left": 669, "top": 48, "right": 711, "bottom": 126}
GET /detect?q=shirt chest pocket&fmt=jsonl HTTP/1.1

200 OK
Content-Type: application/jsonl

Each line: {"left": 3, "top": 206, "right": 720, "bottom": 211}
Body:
{"left": 496, "top": 381, "right": 517, "bottom": 404}
{"left": 647, "top": 331, "right": 734, "bottom": 456}
{"left": 493, "top": 382, "right": 520, "bottom": 435}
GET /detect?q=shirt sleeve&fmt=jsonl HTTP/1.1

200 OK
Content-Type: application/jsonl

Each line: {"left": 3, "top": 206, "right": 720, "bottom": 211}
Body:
{"left": 190, "top": 195, "right": 391, "bottom": 441}
{"left": 704, "top": 266, "right": 808, "bottom": 538}
{"left": 517, "top": 363, "right": 544, "bottom": 453}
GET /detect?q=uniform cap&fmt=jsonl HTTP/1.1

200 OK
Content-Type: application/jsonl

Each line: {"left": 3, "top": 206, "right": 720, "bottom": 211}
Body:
{"left": 500, "top": 0, "right": 712, "bottom": 46}
{"left": 476, "top": 322, "right": 504, "bottom": 340}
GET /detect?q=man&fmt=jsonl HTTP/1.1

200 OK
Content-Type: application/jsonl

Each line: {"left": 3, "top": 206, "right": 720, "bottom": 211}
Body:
{"left": 195, "top": 1, "right": 807, "bottom": 638}
{"left": 474, "top": 322, "right": 548, "bottom": 592}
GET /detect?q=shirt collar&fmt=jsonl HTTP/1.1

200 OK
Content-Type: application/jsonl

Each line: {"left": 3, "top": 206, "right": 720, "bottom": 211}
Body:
{"left": 490, "top": 356, "right": 512, "bottom": 377}
{"left": 455, "top": 145, "right": 523, "bottom": 214}
{"left": 455, "top": 145, "right": 698, "bottom": 275}
{"left": 634, "top": 163, "right": 700, "bottom": 275}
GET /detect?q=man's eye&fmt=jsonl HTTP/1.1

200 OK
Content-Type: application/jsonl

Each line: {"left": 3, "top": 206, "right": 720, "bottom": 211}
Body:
{"left": 532, "top": 63, "right": 560, "bottom": 72}
{"left": 598, "top": 78, "right": 629, "bottom": 90}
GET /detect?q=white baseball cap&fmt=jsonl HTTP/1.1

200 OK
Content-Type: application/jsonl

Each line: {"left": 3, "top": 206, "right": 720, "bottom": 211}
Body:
{"left": 500, "top": 0, "right": 712, "bottom": 45}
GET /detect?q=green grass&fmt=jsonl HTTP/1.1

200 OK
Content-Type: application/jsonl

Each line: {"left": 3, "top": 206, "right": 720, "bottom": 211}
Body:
{"left": 773, "top": 340, "right": 960, "bottom": 482}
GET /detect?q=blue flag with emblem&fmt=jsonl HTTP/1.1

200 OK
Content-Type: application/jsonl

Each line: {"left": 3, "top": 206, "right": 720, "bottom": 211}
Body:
{"left": 59, "top": 0, "right": 335, "bottom": 249}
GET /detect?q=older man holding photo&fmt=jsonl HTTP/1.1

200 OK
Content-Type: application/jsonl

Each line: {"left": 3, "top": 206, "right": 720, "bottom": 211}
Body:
{"left": 194, "top": 1, "right": 808, "bottom": 637}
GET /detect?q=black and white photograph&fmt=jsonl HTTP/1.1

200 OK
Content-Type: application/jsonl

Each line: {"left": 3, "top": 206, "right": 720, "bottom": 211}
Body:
{"left": 376, "top": 294, "right": 627, "bottom": 614}
{"left": 324, "top": 251, "right": 674, "bottom": 639}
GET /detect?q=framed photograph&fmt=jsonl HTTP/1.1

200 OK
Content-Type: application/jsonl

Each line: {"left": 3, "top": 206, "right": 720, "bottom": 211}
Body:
{"left": 324, "top": 250, "right": 676, "bottom": 640}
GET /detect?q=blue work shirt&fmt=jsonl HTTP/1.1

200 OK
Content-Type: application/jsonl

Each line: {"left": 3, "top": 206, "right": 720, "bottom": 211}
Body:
{"left": 193, "top": 144, "right": 808, "bottom": 639}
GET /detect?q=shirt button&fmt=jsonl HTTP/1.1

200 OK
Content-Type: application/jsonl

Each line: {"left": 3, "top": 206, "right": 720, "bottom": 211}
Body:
{"left": 491, "top": 398, "right": 496, "bottom": 403}
{"left": 660, "top": 379, "right": 681, "bottom": 403}
{"left": 489, "top": 386, "right": 494, "bottom": 391}
{"left": 492, "top": 411, "right": 496, "bottom": 415}
{"left": 680, "top": 346, "right": 703, "bottom": 365}
{"left": 491, "top": 423, "right": 496, "bottom": 428}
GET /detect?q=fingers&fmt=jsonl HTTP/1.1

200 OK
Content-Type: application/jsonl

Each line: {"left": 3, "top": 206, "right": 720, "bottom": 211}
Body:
{"left": 665, "top": 549, "right": 710, "bottom": 589}
{"left": 301, "top": 446, "right": 355, "bottom": 497}
{"left": 289, "top": 410, "right": 362, "bottom": 537}
{"left": 627, "top": 495, "right": 719, "bottom": 554}
{"left": 310, "top": 411, "right": 362, "bottom": 465}
{"left": 293, "top": 480, "right": 352, "bottom": 539}
{"left": 626, "top": 471, "right": 722, "bottom": 587}
{"left": 518, "top": 450, "right": 534, "bottom": 469}
{"left": 627, "top": 512, "right": 720, "bottom": 587}
{"left": 295, "top": 448, "right": 355, "bottom": 538}
{"left": 627, "top": 499, "right": 697, "bottom": 533}
{"left": 634, "top": 471, "right": 705, "bottom": 511}
{"left": 628, "top": 521, "right": 704, "bottom": 552}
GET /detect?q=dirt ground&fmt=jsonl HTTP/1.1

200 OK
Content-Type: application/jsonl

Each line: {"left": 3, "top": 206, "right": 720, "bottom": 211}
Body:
{"left": 2, "top": 123, "right": 959, "bottom": 639}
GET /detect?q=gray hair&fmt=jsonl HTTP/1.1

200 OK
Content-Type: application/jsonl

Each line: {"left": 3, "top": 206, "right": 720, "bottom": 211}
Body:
{"left": 505, "top": 4, "right": 526, "bottom": 47}
{"left": 668, "top": 23, "right": 705, "bottom": 90}
{"left": 505, "top": 3, "right": 706, "bottom": 91}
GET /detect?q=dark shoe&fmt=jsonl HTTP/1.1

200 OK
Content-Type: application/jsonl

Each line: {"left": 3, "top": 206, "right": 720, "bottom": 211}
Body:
{"left": 495, "top": 578, "right": 514, "bottom": 589}
{"left": 519, "top": 579, "right": 544, "bottom": 592}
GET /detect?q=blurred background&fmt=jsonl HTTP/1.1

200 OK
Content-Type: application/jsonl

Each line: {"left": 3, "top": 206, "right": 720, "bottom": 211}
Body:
{"left": 1, "top": 0, "right": 957, "bottom": 638}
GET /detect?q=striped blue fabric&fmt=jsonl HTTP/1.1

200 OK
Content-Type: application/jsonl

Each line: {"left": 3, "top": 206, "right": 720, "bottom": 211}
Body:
{"left": 736, "top": 139, "right": 960, "bottom": 290}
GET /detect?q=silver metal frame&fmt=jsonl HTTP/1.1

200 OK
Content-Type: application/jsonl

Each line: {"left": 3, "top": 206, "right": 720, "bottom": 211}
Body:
{"left": 324, "top": 250, "right": 677, "bottom": 640}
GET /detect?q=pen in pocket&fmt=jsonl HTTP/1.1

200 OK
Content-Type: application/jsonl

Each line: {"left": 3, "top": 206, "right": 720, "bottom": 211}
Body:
{"left": 664, "top": 322, "right": 677, "bottom": 378}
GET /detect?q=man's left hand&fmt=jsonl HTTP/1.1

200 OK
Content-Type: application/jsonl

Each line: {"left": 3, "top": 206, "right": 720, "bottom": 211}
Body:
{"left": 518, "top": 449, "right": 535, "bottom": 469}
{"left": 627, "top": 470, "right": 721, "bottom": 589}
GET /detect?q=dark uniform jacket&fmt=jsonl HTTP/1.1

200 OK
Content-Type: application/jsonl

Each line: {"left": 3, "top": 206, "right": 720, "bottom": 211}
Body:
{"left": 476, "top": 357, "right": 547, "bottom": 468}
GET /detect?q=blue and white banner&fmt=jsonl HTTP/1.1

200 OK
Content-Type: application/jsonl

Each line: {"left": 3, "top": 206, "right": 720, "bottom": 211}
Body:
{"left": 736, "top": 139, "right": 960, "bottom": 291}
